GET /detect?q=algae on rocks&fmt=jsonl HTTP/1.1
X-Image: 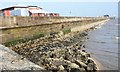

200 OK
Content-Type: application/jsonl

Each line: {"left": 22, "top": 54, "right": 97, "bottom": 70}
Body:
{"left": 62, "top": 28, "right": 71, "bottom": 35}
{"left": 3, "top": 29, "right": 97, "bottom": 71}
{"left": 3, "top": 32, "right": 45, "bottom": 47}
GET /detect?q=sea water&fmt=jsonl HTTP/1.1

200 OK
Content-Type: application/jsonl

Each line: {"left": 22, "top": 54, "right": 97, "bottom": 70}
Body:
{"left": 85, "top": 19, "right": 118, "bottom": 70}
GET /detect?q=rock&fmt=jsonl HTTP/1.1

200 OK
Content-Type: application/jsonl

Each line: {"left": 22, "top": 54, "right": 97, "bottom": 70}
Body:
{"left": 87, "top": 37, "right": 89, "bottom": 39}
{"left": 44, "top": 64, "right": 51, "bottom": 70}
{"left": 87, "top": 57, "right": 94, "bottom": 63}
{"left": 50, "top": 53, "right": 57, "bottom": 58}
{"left": 64, "top": 54, "right": 70, "bottom": 60}
{"left": 81, "top": 55, "right": 87, "bottom": 61}
{"left": 83, "top": 45, "right": 86, "bottom": 48}
{"left": 86, "top": 53, "right": 91, "bottom": 57}
{"left": 87, "top": 63, "right": 94, "bottom": 71}
{"left": 68, "top": 63, "right": 79, "bottom": 68}
{"left": 73, "top": 48, "right": 77, "bottom": 53}
{"left": 42, "top": 59, "right": 50, "bottom": 65}
{"left": 81, "top": 51, "right": 87, "bottom": 56}
{"left": 11, "top": 60, "right": 16, "bottom": 64}
{"left": 4, "top": 27, "right": 98, "bottom": 72}
{"left": 64, "top": 60, "right": 71, "bottom": 64}
{"left": 49, "top": 65, "right": 58, "bottom": 71}
{"left": 70, "top": 68, "right": 81, "bottom": 72}
{"left": 58, "top": 65, "right": 65, "bottom": 70}
{"left": 75, "top": 60, "right": 87, "bottom": 67}
{"left": 79, "top": 68, "right": 86, "bottom": 72}
{"left": 82, "top": 49, "right": 86, "bottom": 52}
{"left": 78, "top": 47, "right": 81, "bottom": 50}
{"left": 59, "top": 31, "right": 64, "bottom": 36}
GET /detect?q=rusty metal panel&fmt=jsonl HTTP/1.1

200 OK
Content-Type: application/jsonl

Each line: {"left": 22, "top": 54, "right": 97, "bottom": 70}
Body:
{"left": 4, "top": 10, "right": 10, "bottom": 16}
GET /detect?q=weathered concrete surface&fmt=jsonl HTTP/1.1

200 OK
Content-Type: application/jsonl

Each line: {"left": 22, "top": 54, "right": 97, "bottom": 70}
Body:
{"left": 1, "top": 18, "right": 106, "bottom": 44}
{"left": 0, "top": 16, "right": 105, "bottom": 28}
{"left": 0, "top": 44, "right": 44, "bottom": 70}
{"left": 0, "top": 29, "right": 1, "bottom": 44}
{"left": 71, "top": 19, "right": 109, "bottom": 32}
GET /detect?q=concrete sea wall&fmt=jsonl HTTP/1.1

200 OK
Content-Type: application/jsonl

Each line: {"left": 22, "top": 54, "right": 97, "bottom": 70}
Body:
{"left": 0, "top": 16, "right": 104, "bottom": 28}
{"left": 0, "top": 44, "right": 44, "bottom": 70}
{"left": 0, "top": 16, "right": 106, "bottom": 43}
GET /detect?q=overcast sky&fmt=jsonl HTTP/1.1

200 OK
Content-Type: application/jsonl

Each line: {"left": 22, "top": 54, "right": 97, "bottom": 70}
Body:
{"left": 0, "top": 0, "right": 119, "bottom": 17}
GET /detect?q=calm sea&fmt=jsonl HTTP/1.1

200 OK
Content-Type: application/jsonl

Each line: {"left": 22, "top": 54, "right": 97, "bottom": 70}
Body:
{"left": 85, "top": 19, "right": 118, "bottom": 70}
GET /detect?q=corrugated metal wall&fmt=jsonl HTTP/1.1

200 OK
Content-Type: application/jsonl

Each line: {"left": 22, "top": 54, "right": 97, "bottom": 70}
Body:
{"left": 21, "top": 9, "right": 29, "bottom": 16}
{"left": 4, "top": 10, "right": 10, "bottom": 16}
{"left": 10, "top": 9, "right": 29, "bottom": 16}
{"left": 0, "top": 13, "right": 4, "bottom": 16}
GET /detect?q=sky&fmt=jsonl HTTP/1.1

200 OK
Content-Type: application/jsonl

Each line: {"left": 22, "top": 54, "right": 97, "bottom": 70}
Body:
{"left": 0, "top": 0, "right": 119, "bottom": 17}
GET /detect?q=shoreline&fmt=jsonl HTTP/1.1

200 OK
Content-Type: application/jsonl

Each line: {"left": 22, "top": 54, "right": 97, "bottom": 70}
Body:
{"left": 84, "top": 19, "right": 118, "bottom": 70}
{"left": 69, "top": 19, "right": 109, "bottom": 70}
{"left": 90, "top": 56, "right": 102, "bottom": 70}
{"left": 83, "top": 20, "right": 109, "bottom": 70}
{"left": 1, "top": 19, "right": 109, "bottom": 71}
{"left": 70, "top": 19, "right": 109, "bottom": 70}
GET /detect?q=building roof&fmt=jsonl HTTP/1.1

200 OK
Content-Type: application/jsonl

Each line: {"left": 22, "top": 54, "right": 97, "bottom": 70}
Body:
{"left": 29, "top": 10, "right": 59, "bottom": 14}
{"left": 28, "top": 6, "right": 42, "bottom": 9}
{"left": 28, "top": 5, "right": 38, "bottom": 7}
{"left": 0, "top": 4, "right": 42, "bottom": 10}
{"left": 29, "top": 10, "right": 49, "bottom": 14}
{"left": 12, "top": 4, "right": 27, "bottom": 7}
{"left": 1, "top": 5, "right": 28, "bottom": 10}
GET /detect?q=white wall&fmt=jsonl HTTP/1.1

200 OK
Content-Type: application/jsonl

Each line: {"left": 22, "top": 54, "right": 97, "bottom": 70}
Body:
{"left": 21, "top": 8, "right": 29, "bottom": 16}
{"left": 0, "top": 13, "right": 4, "bottom": 16}
{"left": 10, "top": 9, "right": 29, "bottom": 16}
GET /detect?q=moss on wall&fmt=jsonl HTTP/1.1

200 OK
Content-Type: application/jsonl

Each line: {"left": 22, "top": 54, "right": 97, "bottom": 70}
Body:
{"left": 4, "top": 32, "right": 45, "bottom": 47}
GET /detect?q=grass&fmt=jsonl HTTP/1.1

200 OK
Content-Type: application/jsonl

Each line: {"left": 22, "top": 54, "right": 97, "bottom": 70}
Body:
{"left": 3, "top": 32, "right": 45, "bottom": 47}
{"left": 62, "top": 28, "right": 71, "bottom": 35}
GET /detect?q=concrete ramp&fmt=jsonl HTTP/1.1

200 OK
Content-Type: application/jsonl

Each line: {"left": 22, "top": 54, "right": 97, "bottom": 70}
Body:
{"left": 0, "top": 44, "right": 44, "bottom": 70}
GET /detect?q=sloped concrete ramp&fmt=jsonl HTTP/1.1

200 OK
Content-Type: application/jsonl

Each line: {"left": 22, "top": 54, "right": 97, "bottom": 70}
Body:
{"left": 0, "top": 44, "right": 44, "bottom": 70}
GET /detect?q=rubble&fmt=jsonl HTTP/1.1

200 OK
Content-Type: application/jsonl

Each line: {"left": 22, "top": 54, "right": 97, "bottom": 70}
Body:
{"left": 3, "top": 29, "right": 97, "bottom": 71}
